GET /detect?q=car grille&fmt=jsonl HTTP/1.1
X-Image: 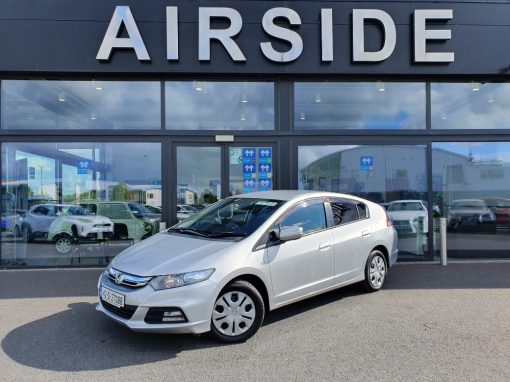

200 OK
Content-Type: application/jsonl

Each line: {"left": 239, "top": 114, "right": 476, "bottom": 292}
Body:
{"left": 101, "top": 300, "right": 138, "bottom": 320}
{"left": 108, "top": 268, "right": 152, "bottom": 288}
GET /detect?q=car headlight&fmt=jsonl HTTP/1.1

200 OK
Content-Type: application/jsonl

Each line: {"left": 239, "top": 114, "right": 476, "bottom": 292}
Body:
{"left": 149, "top": 269, "right": 215, "bottom": 290}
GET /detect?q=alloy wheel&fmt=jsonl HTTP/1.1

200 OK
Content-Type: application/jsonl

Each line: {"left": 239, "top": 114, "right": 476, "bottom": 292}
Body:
{"left": 56, "top": 236, "right": 73, "bottom": 254}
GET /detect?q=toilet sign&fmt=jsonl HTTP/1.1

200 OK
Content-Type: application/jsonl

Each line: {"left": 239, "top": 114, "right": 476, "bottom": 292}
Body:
{"left": 242, "top": 147, "right": 273, "bottom": 192}
{"left": 77, "top": 159, "right": 92, "bottom": 174}
{"left": 360, "top": 156, "right": 374, "bottom": 171}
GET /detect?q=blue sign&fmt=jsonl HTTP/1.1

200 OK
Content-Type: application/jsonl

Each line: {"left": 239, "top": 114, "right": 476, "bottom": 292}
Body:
{"left": 243, "top": 178, "right": 257, "bottom": 192}
{"left": 242, "top": 148, "right": 256, "bottom": 163}
{"left": 77, "top": 159, "right": 92, "bottom": 174}
{"left": 258, "top": 147, "right": 272, "bottom": 164}
{"left": 258, "top": 163, "right": 272, "bottom": 179}
{"left": 258, "top": 179, "right": 272, "bottom": 191}
{"left": 360, "top": 156, "right": 374, "bottom": 171}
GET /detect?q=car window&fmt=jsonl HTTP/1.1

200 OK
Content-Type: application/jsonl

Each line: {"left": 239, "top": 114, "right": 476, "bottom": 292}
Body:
{"left": 32, "top": 206, "right": 49, "bottom": 216}
{"left": 388, "top": 202, "right": 424, "bottom": 212}
{"left": 330, "top": 201, "right": 359, "bottom": 226}
{"left": 280, "top": 202, "right": 326, "bottom": 234}
{"left": 357, "top": 203, "right": 368, "bottom": 219}
{"left": 99, "top": 204, "right": 132, "bottom": 219}
{"left": 67, "top": 206, "right": 92, "bottom": 216}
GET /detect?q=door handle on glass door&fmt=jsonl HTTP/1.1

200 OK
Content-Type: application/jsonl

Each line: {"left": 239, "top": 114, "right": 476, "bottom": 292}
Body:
{"left": 319, "top": 242, "right": 331, "bottom": 250}
{"left": 362, "top": 230, "right": 371, "bottom": 237}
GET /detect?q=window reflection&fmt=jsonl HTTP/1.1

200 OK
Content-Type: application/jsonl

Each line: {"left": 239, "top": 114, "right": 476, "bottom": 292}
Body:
{"left": 294, "top": 82, "right": 425, "bottom": 130}
{"left": 298, "top": 145, "right": 428, "bottom": 259}
{"left": 166, "top": 81, "right": 274, "bottom": 130}
{"left": 1, "top": 80, "right": 161, "bottom": 130}
{"left": 432, "top": 142, "right": 510, "bottom": 258}
{"left": 1, "top": 142, "right": 162, "bottom": 268}
{"left": 431, "top": 83, "right": 510, "bottom": 129}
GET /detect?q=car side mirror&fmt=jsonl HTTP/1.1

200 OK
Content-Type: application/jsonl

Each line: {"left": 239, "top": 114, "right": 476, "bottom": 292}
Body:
{"left": 274, "top": 225, "right": 304, "bottom": 242}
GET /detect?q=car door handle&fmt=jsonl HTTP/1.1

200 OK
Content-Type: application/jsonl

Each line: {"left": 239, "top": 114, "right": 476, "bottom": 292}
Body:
{"left": 362, "top": 230, "right": 371, "bottom": 237}
{"left": 319, "top": 242, "right": 331, "bottom": 250}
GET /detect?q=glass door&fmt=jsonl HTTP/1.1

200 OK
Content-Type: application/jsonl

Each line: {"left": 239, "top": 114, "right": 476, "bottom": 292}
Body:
{"left": 174, "top": 143, "right": 276, "bottom": 223}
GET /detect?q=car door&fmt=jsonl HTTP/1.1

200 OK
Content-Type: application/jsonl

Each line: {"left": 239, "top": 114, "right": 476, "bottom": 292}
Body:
{"left": 31, "top": 205, "right": 57, "bottom": 234}
{"left": 328, "top": 199, "right": 371, "bottom": 285}
{"left": 266, "top": 199, "right": 334, "bottom": 305}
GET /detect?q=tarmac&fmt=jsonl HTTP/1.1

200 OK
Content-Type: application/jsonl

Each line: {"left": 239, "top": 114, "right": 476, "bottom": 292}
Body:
{"left": 1, "top": 262, "right": 509, "bottom": 382}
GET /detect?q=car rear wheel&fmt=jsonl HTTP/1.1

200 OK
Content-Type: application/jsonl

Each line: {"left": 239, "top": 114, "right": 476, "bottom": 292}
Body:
{"left": 210, "top": 280, "right": 265, "bottom": 343}
{"left": 21, "top": 224, "right": 32, "bottom": 242}
{"left": 363, "top": 250, "right": 387, "bottom": 292}
{"left": 55, "top": 234, "right": 74, "bottom": 254}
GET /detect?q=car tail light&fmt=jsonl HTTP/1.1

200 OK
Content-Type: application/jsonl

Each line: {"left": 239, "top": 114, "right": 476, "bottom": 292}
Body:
{"left": 386, "top": 213, "right": 392, "bottom": 227}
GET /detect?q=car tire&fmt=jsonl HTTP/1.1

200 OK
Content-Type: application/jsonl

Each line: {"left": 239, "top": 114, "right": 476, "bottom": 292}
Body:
{"left": 363, "top": 250, "right": 388, "bottom": 292}
{"left": 13, "top": 225, "right": 20, "bottom": 237}
{"left": 210, "top": 280, "right": 265, "bottom": 343}
{"left": 55, "top": 234, "right": 74, "bottom": 254}
{"left": 21, "top": 224, "right": 32, "bottom": 242}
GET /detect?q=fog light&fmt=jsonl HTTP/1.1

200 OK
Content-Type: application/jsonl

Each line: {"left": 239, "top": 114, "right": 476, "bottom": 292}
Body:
{"left": 145, "top": 307, "right": 188, "bottom": 324}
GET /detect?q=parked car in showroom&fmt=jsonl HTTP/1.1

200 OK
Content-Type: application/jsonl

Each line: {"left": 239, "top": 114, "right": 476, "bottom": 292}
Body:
{"left": 80, "top": 201, "right": 160, "bottom": 243}
{"left": 14, "top": 204, "right": 114, "bottom": 254}
{"left": 97, "top": 190, "right": 398, "bottom": 343}
{"left": 386, "top": 200, "right": 428, "bottom": 234}
{"left": 447, "top": 199, "right": 496, "bottom": 232}
{"left": 177, "top": 204, "right": 197, "bottom": 221}
{"left": 482, "top": 197, "right": 510, "bottom": 228}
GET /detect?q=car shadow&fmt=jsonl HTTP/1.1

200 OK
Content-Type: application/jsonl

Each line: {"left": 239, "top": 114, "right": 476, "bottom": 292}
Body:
{"left": 1, "top": 302, "right": 222, "bottom": 372}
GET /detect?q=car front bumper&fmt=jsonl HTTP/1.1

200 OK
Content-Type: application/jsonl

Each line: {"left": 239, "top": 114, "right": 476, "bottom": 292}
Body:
{"left": 96, "top": 272, "right": 217, "bottom": 334}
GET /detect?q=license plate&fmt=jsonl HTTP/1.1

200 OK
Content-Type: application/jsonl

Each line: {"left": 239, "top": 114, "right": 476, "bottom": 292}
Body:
{"left": 101, "top": 286, "right": 125, "bottom": 308}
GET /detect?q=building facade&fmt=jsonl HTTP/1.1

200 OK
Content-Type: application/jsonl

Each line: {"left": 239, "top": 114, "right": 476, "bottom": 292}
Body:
{"left": 1, "top": 0, "right": 510, "bottom": 268}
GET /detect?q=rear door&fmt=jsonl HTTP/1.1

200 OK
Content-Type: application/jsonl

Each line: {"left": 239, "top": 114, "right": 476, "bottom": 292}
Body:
{"left": 328, "top": 199, "right": 371, "bottom": 285}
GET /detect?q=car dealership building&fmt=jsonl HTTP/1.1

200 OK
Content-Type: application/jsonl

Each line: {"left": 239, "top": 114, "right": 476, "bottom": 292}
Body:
{"left": 0, "top": 0, "right": 509, "bottom": 268}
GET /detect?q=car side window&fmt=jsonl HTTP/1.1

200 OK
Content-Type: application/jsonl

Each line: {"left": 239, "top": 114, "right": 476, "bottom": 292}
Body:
{"left": 32, "top": 206, "right": 48, "bottom": 216}
{"left": 357, "top": 203, "right": 369, "bottom": 219}
{"left": 330, "top": 201, "right": 359, "bottom": 226}
{"left": 279, "top": 202, "right": 326, "bottom": 234}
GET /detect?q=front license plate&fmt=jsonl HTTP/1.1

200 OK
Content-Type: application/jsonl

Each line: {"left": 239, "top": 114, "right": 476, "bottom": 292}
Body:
{"left": 101, "top": 286, "right": 125, "bottom": 308}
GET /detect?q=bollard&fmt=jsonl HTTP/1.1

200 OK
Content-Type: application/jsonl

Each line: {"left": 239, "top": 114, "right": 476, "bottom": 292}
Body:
{"left": 439, "top": 218, "right": 447, "bottom": 266}
{"left": 159, "top": 221, "right": 167, "bottom": 232}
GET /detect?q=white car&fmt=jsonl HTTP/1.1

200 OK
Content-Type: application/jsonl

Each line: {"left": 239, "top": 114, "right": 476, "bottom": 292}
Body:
{"left": 15, "top": 204, "right": 114, "bottom": 253}
{"left": 97, "top": 191, "right": 398, "bottom": 343}
{"left": 176, "top": 204, "right": 197, "bottom": 221}
{"left": 386, "top": 200, "right": 428, "bottom": 234}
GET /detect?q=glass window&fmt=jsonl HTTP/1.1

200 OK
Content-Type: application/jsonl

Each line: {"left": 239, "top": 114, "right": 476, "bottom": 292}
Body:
{"left": 176, "top": 147, "right": 221, "bottom": 220}
{"left": 280, "top": 202, "right": 326, "bottom": 234}
{"left": 431, "top": 83, "right": 510, "bottom": 129}
{"left": 330, "top": 201, "right": 359, "bottom": 226}
{"left": 357, "top": 203, "right": 368, "bottom": 219}
{"left": 1, "top": 142, "right": 162, "bottom": 268}
{"left": 1, "top": 80, "right": 161, "bottom": 130}
{"left": 166, "top": 81, "right": 274, "bottom": 130}
{"left": 229, "top": 147, "right": 273, "bottom": 196}
{"left": 432, "top": 142, "right": 510, "bottom": 258}
{"left": 299, "top": 145, "right": 428, "bottom": 260}
{"left": 294, "top": 82, "right": 425, "bottom": 130}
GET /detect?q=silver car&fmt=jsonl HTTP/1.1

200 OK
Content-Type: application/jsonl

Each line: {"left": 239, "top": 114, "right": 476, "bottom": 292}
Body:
{"left": 97, "top": 191, "right": 398, "bottom": 343}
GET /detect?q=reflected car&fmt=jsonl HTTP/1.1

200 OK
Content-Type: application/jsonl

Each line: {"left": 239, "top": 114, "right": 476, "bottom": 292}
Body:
{"left": 482, "top": 198, "right": 510, "bottom": 226}
{"left": 97, "top": 191, "right": 398, "bottom": 343}
{"left": 81, "top": 202, "right": 160, "bottom": 242}
{"left": 14, "top": 204, "right": 114, "bottom": 254}
{"left": 386, "top": 200, "right": 428, "bottom": 234}
{"left": 143, "top": 205, "right": 162, "bottom": 214}
{"left": 447, "top": 199, "right": 496, "bottom": 231}
{"left": 177, "top": 204, "right": 197, "bottom": 221}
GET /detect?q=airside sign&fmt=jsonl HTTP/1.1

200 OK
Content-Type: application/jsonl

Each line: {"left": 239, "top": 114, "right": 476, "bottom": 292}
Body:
{"left": 96, "top": 6, "right": 455, "bottom": 64}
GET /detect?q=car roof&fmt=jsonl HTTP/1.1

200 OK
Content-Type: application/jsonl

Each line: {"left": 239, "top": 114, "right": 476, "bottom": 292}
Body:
{"left": 233, "top": 190, "right": 368, "bottom": 203}
{"left": 389, "top": 200, "right": 424, "bottom": 203}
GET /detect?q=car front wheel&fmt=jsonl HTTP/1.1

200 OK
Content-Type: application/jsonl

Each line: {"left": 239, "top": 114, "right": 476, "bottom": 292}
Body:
{"left": 363, "top": 250, "right": 388, "bottom": 292}
{"left": 210, "top": 280, "right": 265, "bottom": 343}
{"left": 55, "top": 234, "right": 74, "bottom": 254}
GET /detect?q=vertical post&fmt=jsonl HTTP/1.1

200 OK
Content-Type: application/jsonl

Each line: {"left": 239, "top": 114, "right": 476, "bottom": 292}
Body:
{"left": 440, "top": 217, "right": 447, "bottom": 266}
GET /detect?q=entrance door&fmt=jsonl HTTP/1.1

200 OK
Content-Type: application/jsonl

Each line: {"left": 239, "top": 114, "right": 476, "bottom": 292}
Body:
{"left": 173, "top": 143, "right": 276, "bottom": 223}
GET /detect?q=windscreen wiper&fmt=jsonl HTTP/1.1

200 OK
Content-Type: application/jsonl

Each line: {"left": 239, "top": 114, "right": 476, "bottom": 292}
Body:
{"left": 206, "top": 231, "right": 248, "bottom": 238}
{"left": 168, "top": 228, "right": 209, "bottom": 237}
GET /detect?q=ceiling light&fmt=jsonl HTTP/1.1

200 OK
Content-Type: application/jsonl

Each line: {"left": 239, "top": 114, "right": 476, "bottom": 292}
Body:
{"left": 90, "top": 112, "right": 97, "bottom": 120}
{"left": 193, "top": 80, "right": 203, "bottom": 92}
{"left": 472, "top": 82, "right": 480, "bottom": 92}
{"left": 315, "top": 93, "right": 322, "bottom": 103}
{"left": 58, "top": 92, "right": 66, "bottom": 102}
{"left": 240, "top": 112, "right": 246, "bottom": 121}
{"left": 300, "top": 112, "right": 306, "bottom": 120}
{"left": 94, "top": 80, "right": 103, "bottom": 91}
{"left": 241, "top": 94, "right": 248, "bottom": 103}
{"left": 488, "top": 93, "right": 495, "bottom": 103}
{"left": 441, "top": 115, "right": 447, "bottom": 120}
{"left": 377, "top": 81, "right": 385, "bottom": 92}
{"left": 27, "top": 115, "right": 34, "bottom": 120}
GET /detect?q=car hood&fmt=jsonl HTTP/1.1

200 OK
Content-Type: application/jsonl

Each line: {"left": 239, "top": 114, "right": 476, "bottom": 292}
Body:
{"left": 111, "top": 233, "right": 236, "bottom": 277}
{"left": 387, "top": 211, "right": 426, "bottom": 221}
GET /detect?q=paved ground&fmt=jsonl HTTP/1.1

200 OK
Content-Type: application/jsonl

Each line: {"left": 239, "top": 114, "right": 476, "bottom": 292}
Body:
{"left": 1, "top": 263, "right": 510, "bottom": 382}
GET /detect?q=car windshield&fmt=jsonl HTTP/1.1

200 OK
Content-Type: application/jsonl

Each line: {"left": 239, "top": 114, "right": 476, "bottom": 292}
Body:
{"left": 387, "top": 202, "right": 424, "bottom": 212}
{"left": 171, "top": 197, "right": 284, "bottom": 238}
{"left": 451, "top": 201, "right": 486, "bottom": 210}
{"left": 66, "top": 206, "right": 94, "bottom": 216}
{"left": 128, "top": 203, "right": 151, "bottom": 214}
